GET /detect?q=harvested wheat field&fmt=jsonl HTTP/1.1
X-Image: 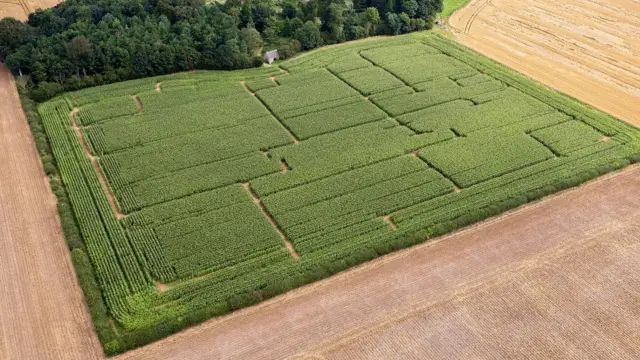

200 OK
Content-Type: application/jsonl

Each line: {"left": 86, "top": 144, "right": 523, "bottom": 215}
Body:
{"left": 118, "top": 165, "right": 640, "bottom": 360}
{"left": 449, "top": 0, "right": 640, "bottom": 127}
{"left": 0, "top": 0, "right": 59, "bottom": 21}
{"left": 0, "top": 63, "right": 102, "bottom": 359}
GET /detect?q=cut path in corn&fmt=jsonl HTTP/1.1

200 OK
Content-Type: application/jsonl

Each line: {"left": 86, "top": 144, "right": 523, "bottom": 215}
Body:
{"left": 0, "top": 63, "right": 103, "bottom": 359}
{"left": 118, "top": 165, "right": 640, "bottom": 359}
{"left": 448, "top": 0, "right": 640, "bottom": 127}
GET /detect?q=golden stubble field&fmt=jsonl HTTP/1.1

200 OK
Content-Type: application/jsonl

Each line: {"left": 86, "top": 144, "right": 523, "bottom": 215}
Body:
{"left": 448, "top": 0, "right": 640, "bottom": 127}
{"left": 0, "top": 0, "right": 59, "bottom": 21}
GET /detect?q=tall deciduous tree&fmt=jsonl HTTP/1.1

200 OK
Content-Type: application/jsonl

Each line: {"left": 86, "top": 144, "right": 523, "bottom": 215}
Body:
{"left": 295, "top": 21, "right": 323, "bottom": 50}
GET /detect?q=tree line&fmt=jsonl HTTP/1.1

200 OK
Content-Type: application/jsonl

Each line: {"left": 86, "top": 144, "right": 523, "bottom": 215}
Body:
{"left": 0, "top": 0, "right": 442, "bottom": 101}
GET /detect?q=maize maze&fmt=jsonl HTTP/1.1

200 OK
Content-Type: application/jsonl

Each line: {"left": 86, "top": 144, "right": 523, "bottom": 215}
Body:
{"left": 38, "top": 33, "right": 640, "bottom": 354}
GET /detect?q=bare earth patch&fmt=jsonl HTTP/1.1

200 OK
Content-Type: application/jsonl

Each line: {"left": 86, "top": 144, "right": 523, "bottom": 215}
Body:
{"left": 448, "top": 0, "right": 640, "bottom": 126}
{"left": 117, "top": 166, "right": 640, "bottom": 360}
{"left": 0, "top": 63, "right": 102, "bottom": 359}
{"left": 382, "top": 215, "right": 397, "bottom": 230}
{"left": 155, "top": 281, "right": 169, "bottom": 293}
{"left": 132, "top": 95, "right": 143, "bottom": 113}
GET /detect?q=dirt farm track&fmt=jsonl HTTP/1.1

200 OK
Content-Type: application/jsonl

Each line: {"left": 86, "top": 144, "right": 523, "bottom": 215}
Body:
{"left": 0, "top": 64, "right": 102, "bottom": 359}
{"left": 449, "top": 0, "right": 640, "bottom": 127}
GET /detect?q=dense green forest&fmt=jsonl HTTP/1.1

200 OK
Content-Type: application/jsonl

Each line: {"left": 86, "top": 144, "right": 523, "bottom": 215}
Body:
{"left": 0, "top": 0, "right": 442, "bottom": 100}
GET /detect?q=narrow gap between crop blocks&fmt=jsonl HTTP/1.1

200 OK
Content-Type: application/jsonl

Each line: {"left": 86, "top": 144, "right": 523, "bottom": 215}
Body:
{"left": 450, "top": 128, "right": 466, "bottom": 137}
{"left": 155, "top": 281, "right": 169, "bottom": 293}
{"left": 409, "top": 150, "right": 458, "bottom": 192}
{"left": 325, "top": 67, "right": 421, "bottom": 136}
{"left": 242, "top": 182, "right": 300, "bottom": 260}
{"left": 280, "top": 158, "right": 291, "bottom": 174}
{"left": 357, "top": 51, "right": 416, "bottom": 92}
{"left": 69, "top": 108, "right": 126, "bottom": 219}
{"left": 528, "top": 133, "right": 562, "bottom": 158}
{"left": 240, "top": 80, "right": 300, "bottom": 145}
{"left": 411, "top": 151, "right": 464, "bottom": 191}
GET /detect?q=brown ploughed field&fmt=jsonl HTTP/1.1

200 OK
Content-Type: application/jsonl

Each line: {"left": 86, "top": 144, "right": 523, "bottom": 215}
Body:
{"left": 0, "top": 64, "right": 102, "bottom": 359}
{"left": 118, "top": 166, "right": 640, "bottom": 360}
{"left": 0, "top": 0, "right": 59, "bottom": 21}
{"left": 448, "top": 0, "right": 640, "bottom": 127}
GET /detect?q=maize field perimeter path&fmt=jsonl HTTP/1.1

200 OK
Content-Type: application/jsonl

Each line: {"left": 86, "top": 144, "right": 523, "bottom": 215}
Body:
{"left": 0, "top": 63, "right": 102, "bottom": 360}
{"left": 118, "top": 166, "right": 640, "bottom": 359}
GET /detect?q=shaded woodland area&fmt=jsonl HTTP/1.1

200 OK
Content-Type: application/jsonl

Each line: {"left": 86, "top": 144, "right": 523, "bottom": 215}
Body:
{"left": 0, "top": 0, "right": 442, "bottom": 100}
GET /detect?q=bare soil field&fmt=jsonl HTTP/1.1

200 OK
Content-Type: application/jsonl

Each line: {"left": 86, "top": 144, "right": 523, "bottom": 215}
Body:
{"left": 118, "top": 166, "right": 640, "bottom": 360}
{"left": 0, "top": 0, "right": 59, "bottom": 21}
{"left": 0, "top": 63, "right": 102, "bottom": 359}
{"left": 448, "top": 0, "right": 640, "bottom": 127}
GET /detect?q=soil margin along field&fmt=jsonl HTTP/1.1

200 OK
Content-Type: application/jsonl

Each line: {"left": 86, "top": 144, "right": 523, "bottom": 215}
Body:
{"left": 449, "top": 0, "right": 640, "bottom": 127}
{"left": 118, "top": 165, "right": 640, "bottom": 360}
{"left": 0, "top": 63, "right": 102, "bottom": 359}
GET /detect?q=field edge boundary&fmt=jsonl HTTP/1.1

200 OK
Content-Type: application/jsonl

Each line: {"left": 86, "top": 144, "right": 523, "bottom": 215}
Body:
{"left": 28, "top": 34, "right": 640, "bottom": 356}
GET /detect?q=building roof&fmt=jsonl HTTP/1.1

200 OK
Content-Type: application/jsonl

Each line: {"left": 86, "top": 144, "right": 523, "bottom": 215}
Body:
{"left": 264, "top": 50, "right": 279, "bottom": 62}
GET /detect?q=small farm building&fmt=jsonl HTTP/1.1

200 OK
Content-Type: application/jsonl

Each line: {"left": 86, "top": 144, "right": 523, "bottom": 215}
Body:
{"left": 264, "top": 50, "right": 280, "bottom": 64}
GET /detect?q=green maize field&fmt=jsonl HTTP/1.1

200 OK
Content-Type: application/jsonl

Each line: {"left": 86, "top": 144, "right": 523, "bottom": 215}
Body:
{"left": 37, "top": 33, "right": 640, "bottom": 355}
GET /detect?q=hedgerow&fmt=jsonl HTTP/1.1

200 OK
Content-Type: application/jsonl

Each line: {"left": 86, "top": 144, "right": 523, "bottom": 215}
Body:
{"left": 33, "top": 33, "right": 639, "bottom": 356}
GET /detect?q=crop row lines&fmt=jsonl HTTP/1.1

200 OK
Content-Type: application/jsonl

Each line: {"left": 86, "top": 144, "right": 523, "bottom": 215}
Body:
{"left": 241, "top": 80, "right": 300, "bottom": 145}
